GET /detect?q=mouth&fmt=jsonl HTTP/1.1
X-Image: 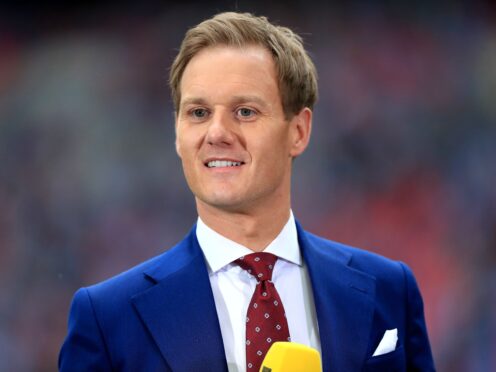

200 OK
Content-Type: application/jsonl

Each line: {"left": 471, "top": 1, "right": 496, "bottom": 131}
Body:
{"left": 205, "top": 160, "right": 245, "bottom": 168}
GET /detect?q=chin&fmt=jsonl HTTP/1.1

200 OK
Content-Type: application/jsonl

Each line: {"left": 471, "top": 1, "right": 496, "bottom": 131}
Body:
{"left": 198, "top": 192, "right": 249, "bottom": 211}
{"left": 206, "top": 197, "right": 244, "bottom": 210}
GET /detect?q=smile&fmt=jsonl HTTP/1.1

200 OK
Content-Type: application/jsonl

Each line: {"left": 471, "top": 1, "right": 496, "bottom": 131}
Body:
{"left": 206, "top": 160, "right": 244, "bottom": 168}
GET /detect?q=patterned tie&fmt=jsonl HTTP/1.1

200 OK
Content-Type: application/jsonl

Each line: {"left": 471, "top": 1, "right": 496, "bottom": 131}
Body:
{"left": 235, "top": 253, "right": 291, "bottom": 371}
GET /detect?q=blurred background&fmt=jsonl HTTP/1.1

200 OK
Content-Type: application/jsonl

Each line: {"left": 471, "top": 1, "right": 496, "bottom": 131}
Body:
{"left": 1, "top": 1, "right": 495, "bottom": 370}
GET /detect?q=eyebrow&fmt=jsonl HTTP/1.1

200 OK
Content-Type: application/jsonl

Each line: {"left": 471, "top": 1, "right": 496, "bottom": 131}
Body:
{"left": 180, "top": 97, "right": 208, "bottom": 109}
{"left": 231, "top": 95, "right": 268, "bottom": 108}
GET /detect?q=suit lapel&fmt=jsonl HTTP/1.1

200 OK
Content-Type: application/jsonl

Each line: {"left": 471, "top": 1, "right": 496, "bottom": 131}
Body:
{"left": 131, "top": 228, "right": 228, "bottom": 371}
{"left": 297, "top": 223, "right": 376, "bottom": 372}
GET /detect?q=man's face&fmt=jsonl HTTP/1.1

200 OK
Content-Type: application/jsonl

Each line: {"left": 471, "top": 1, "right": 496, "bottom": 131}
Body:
{"left": 175, "top": 45, "right": 310, "bottom": 214}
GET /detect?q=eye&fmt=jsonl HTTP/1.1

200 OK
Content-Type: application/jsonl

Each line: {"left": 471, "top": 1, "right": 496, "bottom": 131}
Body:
{"left": 191, "top": 108, "right": 208, "bottom": 119}
{"left": 236, "top": 107, "right": 256, "bottom": 119}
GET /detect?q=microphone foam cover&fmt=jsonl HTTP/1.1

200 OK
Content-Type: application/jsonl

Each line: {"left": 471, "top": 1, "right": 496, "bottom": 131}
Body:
{"left": 259, "top": 342, "right": 321, "bottom": 372}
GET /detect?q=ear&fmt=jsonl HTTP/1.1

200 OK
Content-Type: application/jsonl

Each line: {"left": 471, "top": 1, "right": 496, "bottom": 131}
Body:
{"left": 289, "top": 107, "right": 312, "bottom": 158}
{"left": 174, "top": 111, "right": 182, "bottom": 158}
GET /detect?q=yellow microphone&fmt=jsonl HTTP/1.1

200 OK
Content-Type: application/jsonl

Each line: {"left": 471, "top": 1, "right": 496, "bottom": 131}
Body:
{"left": 259, "top": 342, "right": 322, "bottom": 372}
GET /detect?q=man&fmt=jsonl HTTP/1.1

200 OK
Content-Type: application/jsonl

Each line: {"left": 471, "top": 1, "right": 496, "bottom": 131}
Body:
{"left": 59, "top": 12, "right": 435, "bottom": 372}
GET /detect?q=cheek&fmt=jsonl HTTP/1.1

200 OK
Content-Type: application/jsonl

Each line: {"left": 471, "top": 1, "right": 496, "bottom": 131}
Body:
{"left": 264, "top": 130, "right": 292, "bottom": 158}
{"left": 252, "top": 140, "right": 291, "bottom": 175}
{"left": 176, "top": 128, "right": 200, "bottom": 158}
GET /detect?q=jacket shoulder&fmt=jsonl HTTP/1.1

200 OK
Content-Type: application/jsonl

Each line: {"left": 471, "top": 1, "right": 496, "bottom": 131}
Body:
{"left": 83, "top": 226, "right": 199, "bottom": 304}
{"left": 301, "top": 229, "right": 410, "bottom": 289}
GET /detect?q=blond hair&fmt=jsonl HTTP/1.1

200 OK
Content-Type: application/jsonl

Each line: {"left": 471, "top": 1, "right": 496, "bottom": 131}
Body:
{"left": 169, "top": 12, "right": 318, "bottom": 119}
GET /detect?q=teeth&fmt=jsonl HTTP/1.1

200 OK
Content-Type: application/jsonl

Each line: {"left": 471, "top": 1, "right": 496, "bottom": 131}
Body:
{"left": 207, "top": 160, "right": 242, "bottom": 168}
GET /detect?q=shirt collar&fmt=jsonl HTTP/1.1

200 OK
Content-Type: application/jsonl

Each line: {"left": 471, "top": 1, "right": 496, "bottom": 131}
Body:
{"left": 196, "top": 211, "right": 302, "bottom": 274}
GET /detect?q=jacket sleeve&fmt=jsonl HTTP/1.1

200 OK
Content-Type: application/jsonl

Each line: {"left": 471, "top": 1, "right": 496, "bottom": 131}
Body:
{"left": 400, "top": 262, "right": 436, "bottom": 371}
{"left": 59, "top": 287, "right": 113, "bottom": 371}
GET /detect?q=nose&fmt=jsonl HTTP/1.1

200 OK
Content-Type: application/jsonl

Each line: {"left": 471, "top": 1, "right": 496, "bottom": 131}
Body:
{"left": 205, "top": 110, "right": 236, "bottom": 147}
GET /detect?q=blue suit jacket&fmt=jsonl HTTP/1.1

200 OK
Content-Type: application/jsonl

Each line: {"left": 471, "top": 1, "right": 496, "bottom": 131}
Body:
{"left": 59, "top": 222, "right": 435, "bottom": 371}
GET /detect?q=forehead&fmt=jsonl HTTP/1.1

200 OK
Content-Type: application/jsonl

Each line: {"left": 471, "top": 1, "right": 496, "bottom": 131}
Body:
{"left": 179, "top": 45, "right": 280, "bottom": 104}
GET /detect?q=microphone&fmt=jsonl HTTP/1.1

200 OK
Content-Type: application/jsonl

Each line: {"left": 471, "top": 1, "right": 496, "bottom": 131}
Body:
{"left": 259, "top": 342, "right": 321, "bottom": 372}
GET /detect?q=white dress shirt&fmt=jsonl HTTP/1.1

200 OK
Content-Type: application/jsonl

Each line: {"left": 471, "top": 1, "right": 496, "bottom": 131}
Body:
{"left": 196, "top": 212, "right": 321, "bottom": 372}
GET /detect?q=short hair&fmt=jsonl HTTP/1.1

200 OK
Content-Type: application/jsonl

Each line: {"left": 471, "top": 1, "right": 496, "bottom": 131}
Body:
{"left": 169, "top": 12, "right": 318, "bottom": 119}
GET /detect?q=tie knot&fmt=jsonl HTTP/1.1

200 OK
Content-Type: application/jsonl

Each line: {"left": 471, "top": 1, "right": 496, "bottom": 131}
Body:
{"left": 235, "top": 252, "right": 277, "bottom": 282}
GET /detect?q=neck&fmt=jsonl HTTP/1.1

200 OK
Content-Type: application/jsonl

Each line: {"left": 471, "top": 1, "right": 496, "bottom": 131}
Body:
{"left": 196, "top": 202, "right": 291, "bottom": 252}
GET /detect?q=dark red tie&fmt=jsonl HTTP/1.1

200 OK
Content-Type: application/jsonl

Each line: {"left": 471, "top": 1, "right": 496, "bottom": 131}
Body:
{"left": 235, "top": 253, "right": 291, "bottom": 371}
